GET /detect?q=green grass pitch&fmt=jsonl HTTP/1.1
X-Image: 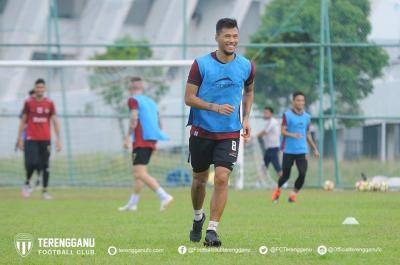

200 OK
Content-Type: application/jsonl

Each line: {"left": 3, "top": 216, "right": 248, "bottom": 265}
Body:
{"left": 1, "top": 188, "right": 398, "bottom": 264}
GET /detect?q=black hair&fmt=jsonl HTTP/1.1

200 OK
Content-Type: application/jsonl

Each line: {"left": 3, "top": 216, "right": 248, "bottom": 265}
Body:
{"left": 292, "top": 91, "right": 305, "bottom": 100}
{"left": 264, "top": 106, "right": 274, "bottom": 113}
{"left": 35, "top": 78, "right": 45, "bottom": 85}
{"left": 216, "top": 18, "right": 238, "bottom": 34}
{"left": 28, "top": 89, "right": 35, "bottom": 96}
{"left": 130, "top": 76, "right": 142, "bottom": 82}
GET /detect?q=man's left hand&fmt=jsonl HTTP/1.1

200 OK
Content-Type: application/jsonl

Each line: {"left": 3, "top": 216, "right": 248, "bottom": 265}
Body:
{"left": 241, "top": 119, "right": 251, "bottom": 140}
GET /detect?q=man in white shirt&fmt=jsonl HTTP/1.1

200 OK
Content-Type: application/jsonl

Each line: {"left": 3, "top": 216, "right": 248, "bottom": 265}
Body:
{"left": 257, "top": 107, "right": 282, "bottom": 179}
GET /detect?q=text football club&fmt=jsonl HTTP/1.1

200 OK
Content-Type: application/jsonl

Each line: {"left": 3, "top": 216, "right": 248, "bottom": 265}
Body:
{"left": 15, "top": 234, "right": 96, "bottom": 257}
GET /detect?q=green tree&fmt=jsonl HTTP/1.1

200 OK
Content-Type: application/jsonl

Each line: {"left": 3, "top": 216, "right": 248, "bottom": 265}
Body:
{"left": 247, "top": 0, "right": 388, "bottom": 121}
{"left": 89, "top": 36, "right": 168, "bottom": 139}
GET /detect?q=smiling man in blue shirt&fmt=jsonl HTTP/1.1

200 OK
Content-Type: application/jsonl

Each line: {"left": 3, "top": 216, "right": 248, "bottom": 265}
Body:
{"left": 185, "top": 18, "right": 255, "bottom": 247}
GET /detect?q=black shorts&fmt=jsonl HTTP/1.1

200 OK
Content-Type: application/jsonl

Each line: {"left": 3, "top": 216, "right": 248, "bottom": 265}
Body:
{"left": 24, "top": 140, "right": 51, "bottom": 170}
{"left": 132, "top": 147, "right": 153, "bottom": 165}
{"left": 189, "top": 135, "right": 239, "bottom": 173}
{"left": 264, "top": 147, "right": 282, "bottom": 173}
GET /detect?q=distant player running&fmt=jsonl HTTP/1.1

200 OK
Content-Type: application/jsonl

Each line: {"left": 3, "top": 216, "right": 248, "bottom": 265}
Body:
{"left": 256, "top": 106, "right": 282, "bottom": 180}
{"left": 119, "top": 76, "right": 173, "bottom": 212}
{"left": 271, "top": 91, "right": 319, "bottom": 203}
{"left": 185, "top": 18, "right": 255, "bottom": 247}
{"left": 17, "top": 79, "right": 62, "bottom": 199}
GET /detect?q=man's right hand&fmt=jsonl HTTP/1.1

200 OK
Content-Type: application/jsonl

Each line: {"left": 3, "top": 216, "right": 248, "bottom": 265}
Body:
{"left": 123, "top": 136, "right": 131, "bottom": 149}
{"left": 216, "top": 104, "right": 235, "bottom": 115}
{"left": 293, "top": 133, "right": 302, "bottom": 139}
{"left": 55, "top": 139, "right": 62, "bottom": 152}
{"left": 17, "top": 138, "right": 24, "bottom": 151}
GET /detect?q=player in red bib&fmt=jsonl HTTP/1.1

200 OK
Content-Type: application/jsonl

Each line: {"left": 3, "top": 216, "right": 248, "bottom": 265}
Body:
{"left": 17, "top": 79, "right": 61, "bottom": 199}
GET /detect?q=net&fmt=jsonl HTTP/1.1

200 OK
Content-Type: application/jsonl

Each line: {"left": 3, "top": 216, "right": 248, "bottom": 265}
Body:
{"left": 0, "top": 60, "right": 249, "bottom": 188}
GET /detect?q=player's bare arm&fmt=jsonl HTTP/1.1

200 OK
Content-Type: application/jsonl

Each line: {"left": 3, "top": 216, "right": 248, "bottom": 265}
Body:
{"left": 257, "top": 130, "right": 267, "bottom": 138}
{"left": 124, "top": 109, "right": 139, "bottom": 149}
{"left": 241, "top": 82, "right": 254, "bottom": 139}
{"left": 51, "top": 115, "right": 62, "bottom": 152}
{"left": 307, "top": 130, "right": 319, "bottom": 158}
{"left": 185, "top": 82, "right": 234, "bottom": 115}
{"left": 257, "top": 123, "right": 272, "bottom": 138}
{"left": 16, "top": 114, "right": 27, "bottom": 150}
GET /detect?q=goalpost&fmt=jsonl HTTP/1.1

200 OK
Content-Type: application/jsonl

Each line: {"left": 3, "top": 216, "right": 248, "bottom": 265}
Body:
{"left": 0, "top": 60, "right": 270, "bottom": 189}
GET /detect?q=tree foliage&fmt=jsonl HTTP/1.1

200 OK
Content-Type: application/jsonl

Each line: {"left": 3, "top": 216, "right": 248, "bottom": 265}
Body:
{"left": 247, "top": 0, "right": 388, "bottom": 119}
{"left": 89, "top": 36, "right": 168, "bottom": 115}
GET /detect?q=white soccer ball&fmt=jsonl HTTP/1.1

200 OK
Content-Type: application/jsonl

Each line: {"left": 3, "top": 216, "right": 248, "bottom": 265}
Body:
{"left": 356, "top": 180, "right": 369, "bottom": 191}
{"left": 368, "top": 181, "right": 381, "bottom": 192}
{"left": 324, "top": 180, "right": 335, "bottom": 191}
{"left": 380, "top": 181, "right": 388, "bottom": 192}
{"left": 355, "top": 180, "right": 363, "bottom": 191}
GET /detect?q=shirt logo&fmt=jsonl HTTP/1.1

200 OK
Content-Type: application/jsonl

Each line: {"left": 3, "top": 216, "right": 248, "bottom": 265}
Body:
{"left": 214, "top": 76, "right": 235, "bottom": 89}
{"left": 296, "top": 122, "right": 305, "bottom": 129}
{"left": 228, "top": 152, "right": 237, "bottom": 158}
{"left": 215, "top": 77, "right": 233, "bottom": 83}
{"left": 33, "top": 117, "right": 48, "bottom": 123}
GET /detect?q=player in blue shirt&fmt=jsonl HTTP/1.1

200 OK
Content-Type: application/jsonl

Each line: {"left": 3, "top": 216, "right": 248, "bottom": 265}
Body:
{"left": 185, "top": 18, "right": 255, "bottom": 247}
{"left": 272, "top": 91, "right": 319, "bottom": 203}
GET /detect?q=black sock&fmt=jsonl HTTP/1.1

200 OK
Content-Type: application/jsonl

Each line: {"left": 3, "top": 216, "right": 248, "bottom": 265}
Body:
{"left": 25, "top": 167, "right": 35, "bottom": 185}
{"left": 42, "top": 169, "right": 49, "bottom": 189}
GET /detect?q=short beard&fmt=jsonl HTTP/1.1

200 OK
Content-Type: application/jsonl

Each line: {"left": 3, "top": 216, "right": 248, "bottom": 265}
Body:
{"left": 222, "top": 49, "right": 234, "bottom": 56}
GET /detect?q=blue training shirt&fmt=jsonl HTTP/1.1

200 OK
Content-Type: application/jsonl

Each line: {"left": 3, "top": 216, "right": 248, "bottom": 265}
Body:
{"left": 281, "top": 109, "right": 311, "bottom": 154}
{"left": 131, "top": 94, "right": 169, "bottom": 142}
{"left": 187, "top": 53, "right": 252, "bottom": 133}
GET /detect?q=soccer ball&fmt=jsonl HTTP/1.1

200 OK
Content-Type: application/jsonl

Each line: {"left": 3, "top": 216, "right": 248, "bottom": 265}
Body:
{"left": 355, "top": 180, "right": 369, "bottom": 191}
{"left": 369, "top": 181, "right": 381, "bottom": 192}
{"left": 355, "top": 180, "right": 363, "bottom": 191}
{"left": 380, "top": 181, "right": 388, "bottom": 192}
{"left": 323, "top": 180, "right": 335, "bottom": 191}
